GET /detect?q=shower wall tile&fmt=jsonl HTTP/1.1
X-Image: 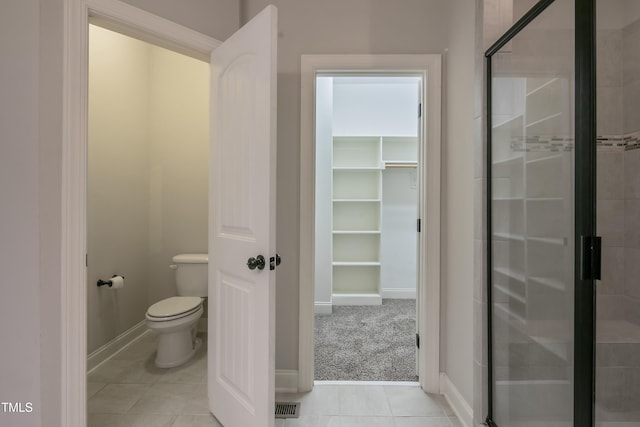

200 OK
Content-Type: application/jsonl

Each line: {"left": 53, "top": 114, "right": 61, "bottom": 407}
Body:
{"left": 624, "top": 148, "right": 640, "bottom": 198}
{"left": 624, "top": 247, "right": 640, "bottom": 299}
{"left": 597, "top": 30, "right": 623, "bottom": 88}
{"left": 624, "top": 199, "right": 640, "bottom": 249}
{"left": 597, "top": 246, "right": 625, "bottom": 295}
{"left": 597, "top": 199, "right": 625, "bottom": 247}
{"left": 596, "top": 342, "right": 640, "bottom": 367}
{"left": 622, "top": 79, "right": 640, "bottom": 134}
{"left": 597, "top": 151, "right": 624, "bottom": 200}
{"left": 625, "top": 297, "right": 640, "bottom": 326}
{"left": 596, "top": 367, "right": 636, "bottom": 412}
{"left": 622, "top": 18, "right": 640, "bottom": 87}
{"left": 597, "top": 86, "right": 624, "bottom": 136}
{"left": 597, "top": 295, "right": 626, "bottom": 321}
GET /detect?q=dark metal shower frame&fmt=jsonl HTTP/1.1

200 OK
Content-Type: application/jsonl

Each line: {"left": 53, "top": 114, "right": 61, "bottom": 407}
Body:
{"left": 484, "top": 0, "right": 597, "bottom": 426}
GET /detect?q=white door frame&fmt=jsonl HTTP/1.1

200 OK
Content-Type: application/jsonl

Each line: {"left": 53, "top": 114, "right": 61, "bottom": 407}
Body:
{"left": 298, "top": 54, "right": 442, "bottom": 393}
{"left": 61, "top": 1, "right": 219, "bottom": 425}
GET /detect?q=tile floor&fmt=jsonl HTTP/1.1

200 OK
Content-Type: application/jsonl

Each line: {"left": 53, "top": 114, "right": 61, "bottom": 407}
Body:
{"left": 87, "top": 331, "right": 462, "bottom": 427}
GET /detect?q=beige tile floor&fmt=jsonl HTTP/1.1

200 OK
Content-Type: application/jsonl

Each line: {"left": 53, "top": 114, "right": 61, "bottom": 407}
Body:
{"left": 87, "top": 331, "right": 462, "bottom": 427}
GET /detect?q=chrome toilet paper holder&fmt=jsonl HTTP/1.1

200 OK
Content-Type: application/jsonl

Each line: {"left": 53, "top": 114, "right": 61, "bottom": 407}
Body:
{"left": 97, "top": 275, "right": 124, "bottom": 287}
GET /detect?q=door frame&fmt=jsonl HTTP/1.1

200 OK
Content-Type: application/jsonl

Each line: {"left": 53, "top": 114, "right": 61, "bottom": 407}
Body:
{"left": 298, "top": 54, "right": 442, "bottom": 393}
{"left": 61, "top": 1, "right": 219, "bottom": 425}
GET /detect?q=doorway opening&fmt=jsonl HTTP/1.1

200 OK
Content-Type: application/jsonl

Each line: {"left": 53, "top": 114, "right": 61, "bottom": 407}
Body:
{"left": 313, "top": 74, "right": 422, "bottom": 382}
{"left": 85, "top": 22, "right": 212, "bottom": 421}
{"left": 298, "top": 54, "right": 442, "bottom": 394}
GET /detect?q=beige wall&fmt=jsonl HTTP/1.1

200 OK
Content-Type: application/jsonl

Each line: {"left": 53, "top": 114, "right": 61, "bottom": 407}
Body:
{"left": 0, "top": 2, "right": 42, "bottom": 426}
{"left": 87, "top": 25, "right": 209, "bottom": 354}
{"left": 122, "top": 0, "right": 240, "bottom": 42}
{"left": 147, "top": 45, "right": 210, "bottom": 305}
{"left": 0, "top": 2, "right": 237, "bottom": 425}
{"left": 241, "top": 0, "right": 476, "bottom": 405}
{"left": 87, "top": 26, "right": 152, "bottom": 353}
{"left": 444, "top": 0, "right": 476, "bottom": 406}
{"left": 0, "top": 0, "right": 480, "bottom": 424}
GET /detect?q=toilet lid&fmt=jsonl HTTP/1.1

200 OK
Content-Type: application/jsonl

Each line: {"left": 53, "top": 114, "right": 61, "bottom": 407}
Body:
{"left": 147, "top": 296, "right": 202, "bottom": 318}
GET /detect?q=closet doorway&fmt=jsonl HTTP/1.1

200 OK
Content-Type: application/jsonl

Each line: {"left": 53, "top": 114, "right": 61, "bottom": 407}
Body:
{"left": 298, "top": 54, "right": 442, "bottom": 393}
{"left": 314, "top": 74, "right": 422, "bottom": 382}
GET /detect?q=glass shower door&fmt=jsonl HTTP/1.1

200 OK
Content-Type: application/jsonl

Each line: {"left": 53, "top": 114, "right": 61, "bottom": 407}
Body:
{"left": 487, "top": 0, "right": 581, "bottom": 425}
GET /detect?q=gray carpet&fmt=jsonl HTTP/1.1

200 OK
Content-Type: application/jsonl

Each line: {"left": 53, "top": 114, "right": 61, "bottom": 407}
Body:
{"left": 314, "top": 299, "right": 418, "bottom": 382}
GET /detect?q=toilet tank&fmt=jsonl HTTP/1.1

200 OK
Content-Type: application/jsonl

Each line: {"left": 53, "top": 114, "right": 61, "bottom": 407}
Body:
{"left": 172, "top": 254, "right": 208, "bottom": 296}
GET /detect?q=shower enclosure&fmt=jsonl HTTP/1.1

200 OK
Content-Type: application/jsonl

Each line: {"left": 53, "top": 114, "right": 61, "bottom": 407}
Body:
{"left": 486, "top": 0, "right": 640, "bottom": 425}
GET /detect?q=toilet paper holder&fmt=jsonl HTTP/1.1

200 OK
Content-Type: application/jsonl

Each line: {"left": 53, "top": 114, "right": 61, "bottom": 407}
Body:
{"left": 97, "top": 275, "right": 125, "bottom": 287}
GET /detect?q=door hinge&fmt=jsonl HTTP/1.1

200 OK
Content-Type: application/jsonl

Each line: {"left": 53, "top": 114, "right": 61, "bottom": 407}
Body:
{"left": 418, "top": 103, "right": 422, "bottom": 118}
{"left": 580, "top": 235, "right": 602, "bottom": 280}
{"left": 416, "top": 333, "right": 420, "bottom": 349}
{"left": 417, "top": 218, "right": 421, "bottom": 233}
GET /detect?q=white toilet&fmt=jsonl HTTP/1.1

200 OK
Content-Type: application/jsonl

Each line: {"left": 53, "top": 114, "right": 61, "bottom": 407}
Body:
{"left": 146, "top": 253, "right": 208, "bottom": 368}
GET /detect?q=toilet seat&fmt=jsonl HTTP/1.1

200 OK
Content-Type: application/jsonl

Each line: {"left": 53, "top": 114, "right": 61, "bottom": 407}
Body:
{"left": 146, "top": 296, "right": 202, "bottom": 322}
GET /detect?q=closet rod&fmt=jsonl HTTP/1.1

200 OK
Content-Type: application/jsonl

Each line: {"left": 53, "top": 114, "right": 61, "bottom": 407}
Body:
{"left": 385, "top": 162, "right": 417, "bottom": 169}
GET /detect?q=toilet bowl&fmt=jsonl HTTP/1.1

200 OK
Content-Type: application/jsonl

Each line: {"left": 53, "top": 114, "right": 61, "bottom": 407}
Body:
{"left": 146, "top": 296, "right": 204, "bottom": 368}
{"left": 146, "top": 253, "right": 208, "bottom": 368}
{"left": 146, "top": 297, "right": 203, "bottom": 368}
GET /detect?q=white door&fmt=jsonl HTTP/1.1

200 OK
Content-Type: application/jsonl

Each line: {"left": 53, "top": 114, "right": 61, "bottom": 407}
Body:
{"left": 208, "top": 5, "right": 277, "bottom": 427}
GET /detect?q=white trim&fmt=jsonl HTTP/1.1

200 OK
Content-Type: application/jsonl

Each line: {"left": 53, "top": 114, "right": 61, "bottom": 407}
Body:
{"left": 314, "top": 302, "right": 333, "bottom": 314}
{"left": 332, "top": 293, "right": 382, "bottom": 306}
{"left": 275, "top": 370, "right": 299, "bottom": 393}
{"left": 315, "top": 380, "right": 420, "bottom": 387}
{"left": 298, "top": 54, "right": 442, "bottom": 394}
{"left": 86, "top": 321, "right": 149, "bottom": 372}
{"left": 440, "top": 373, "right": 473, "bottom": 427}
{"left": 61, "top": 1, "right": 220, "bottom": 425}
{"left": 380, "top": 288, "right": 417, "bottom": 299}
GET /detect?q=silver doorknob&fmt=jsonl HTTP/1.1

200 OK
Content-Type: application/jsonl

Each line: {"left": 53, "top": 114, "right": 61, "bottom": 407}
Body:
{"left": 247, "top": 255, "right": 266, "bottom": 270}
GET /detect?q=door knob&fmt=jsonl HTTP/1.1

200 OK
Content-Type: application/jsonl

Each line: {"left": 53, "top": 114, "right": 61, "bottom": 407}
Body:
{"left": 247, "top": 255, "right": 266, "bottom": 270}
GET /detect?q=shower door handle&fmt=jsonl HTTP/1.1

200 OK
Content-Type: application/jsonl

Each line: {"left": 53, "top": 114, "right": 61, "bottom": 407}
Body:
{"left": 580, "top": 235, "right": 601, "bottom": 281}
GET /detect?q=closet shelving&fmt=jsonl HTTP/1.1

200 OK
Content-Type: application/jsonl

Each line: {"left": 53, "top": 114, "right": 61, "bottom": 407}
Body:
{"left": 491, "top": 76, "right": 573, "bottom": 368}
{"left": 331, "top": 135, "right": 417, "bottom": 304}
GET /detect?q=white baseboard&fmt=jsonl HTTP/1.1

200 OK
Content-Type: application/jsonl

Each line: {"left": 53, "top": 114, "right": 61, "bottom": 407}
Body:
{"left": 87, "top": 320, "right": 149, "bottom": 373}
{"left": 314, "top": 302, "right": 333, "bottom": 314}
{"left": 381, "top": 288, "right": 416, "bottom": 299}
{"left": 332, "top": 293, "right": 382, "bottom": 306}
{"left": 440, "top": 373, "right": 473, "bottom": 427}
{"left": 276, "top": 369, "right": 299, "bottom": 393}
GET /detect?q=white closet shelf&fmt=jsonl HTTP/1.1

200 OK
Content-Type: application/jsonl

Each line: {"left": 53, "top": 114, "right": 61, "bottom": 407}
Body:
{"left": 332, "top": 198, "right": 381, "bottom": 203}
{"left": 526, "top": 153, "right": 562, "bottom": 165}
{"left": 333, "top": 262, "right": 381, "bottom": 266}
{"left": 333, "top": 166, "right": 381, "bottom": 170}
{"left": 492, "top": 197, "right": 525, "bottom": 202}
{"left": 525, "top": 111, "right": 563, "bottom": 128}
{"left": 494, "top": 283, "right": 526, "bottom": 304}
{"left": 529, "top": 276, "right": 566, "bottom": 291}
{"left": 493, "top": 267, "right": 525, "bottom": 283}
{"left": 332, "top": 230, "right": 381, "bottom": 235}
{"left": 528, "top": 236, "right": 567, "bottom": 246}
{"left": 492, "top": 232, "right": 525, "bottom": 242}
{"left": 492, "top": 114, "right": 523, "bottom": 129}
{"left": 526, "top": 197, "right": 564, "bottom": 202}
{"left": 494, "top": 302, "right": 527, "bottom": 330}
{"left": 492, "top": 156, "right": 523, "bottom": 167}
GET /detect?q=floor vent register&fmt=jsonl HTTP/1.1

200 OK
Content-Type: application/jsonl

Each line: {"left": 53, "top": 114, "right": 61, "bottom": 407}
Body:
{"left": 274, "top": 402, "right": 300, "bottom": 419}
